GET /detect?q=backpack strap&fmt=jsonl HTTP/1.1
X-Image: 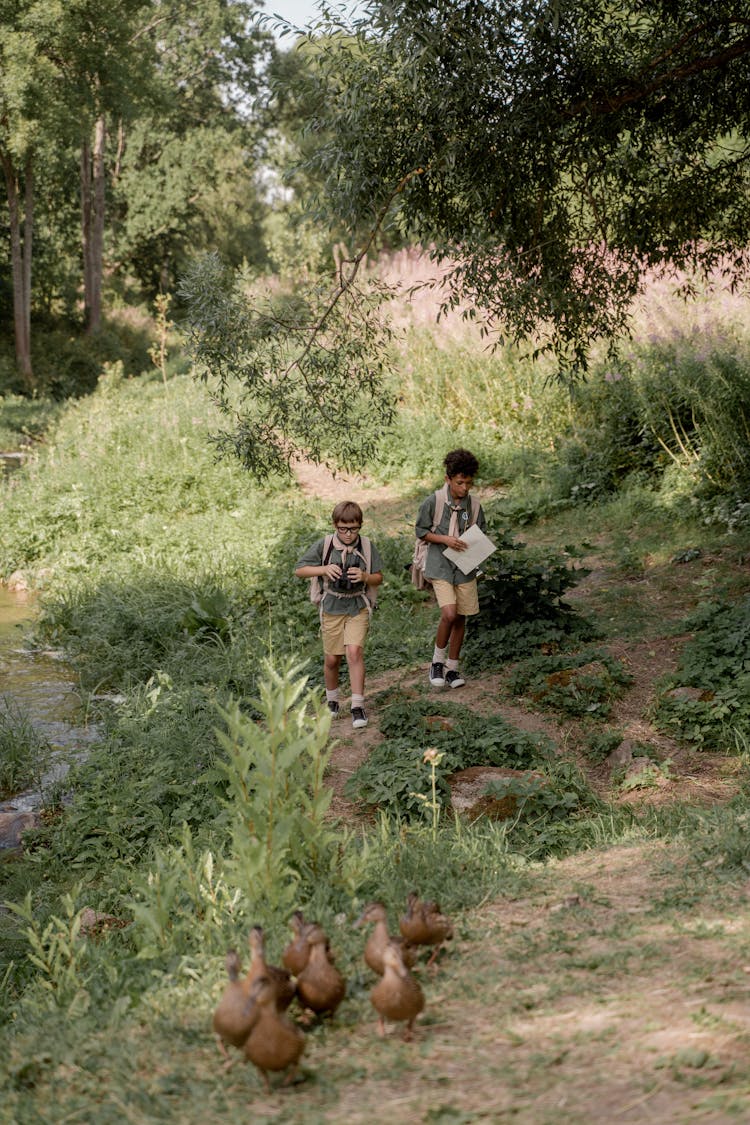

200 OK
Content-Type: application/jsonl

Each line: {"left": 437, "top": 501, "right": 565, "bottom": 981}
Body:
{"left": 431, "top": 488, "right": 446, "bottom": 533}
{"left": 315, "top": 534, "right": 334, "bottom": 607}
{"left": 432, "top": 487, "right": 479, "bottom": 531}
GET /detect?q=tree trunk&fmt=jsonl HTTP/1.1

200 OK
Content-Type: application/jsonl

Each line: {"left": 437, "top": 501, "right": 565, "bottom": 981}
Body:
{"left": 1, "top": 148, "right": 34, "bottom": 388}
{"left": 81, "top": 134, "right": 93, "bottom": 322}
{"left": 81, "top": 114, "right": 106, "bottom": 334}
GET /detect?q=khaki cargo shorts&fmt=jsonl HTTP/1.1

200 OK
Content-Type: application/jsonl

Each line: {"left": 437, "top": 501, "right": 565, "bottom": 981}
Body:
{"left": 431, "top": 578, "right": 479, "bottom": 616}
{"left": 321, "top": 608, "right": 370, "bottom": 655}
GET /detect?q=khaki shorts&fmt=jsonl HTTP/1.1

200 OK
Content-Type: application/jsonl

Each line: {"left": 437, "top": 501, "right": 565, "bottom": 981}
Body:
{"left": 321, "top": 608, "right": 370, "bottom": 655}
{"left": 431, "top": 578, "right": 479, "bottom": 616}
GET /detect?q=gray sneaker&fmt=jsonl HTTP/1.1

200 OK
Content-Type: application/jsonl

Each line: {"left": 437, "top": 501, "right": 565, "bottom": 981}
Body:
{"left": 351, "top": 706, "right": 368, "bottom": 729}
{"left": 444, "top": 669, "right": 466, "bottom": 689}
{"left": 327, "top": 700, "right": 340, "bottom": 718}
{"left": 429, "top": 662, "right": 446, "bottom": 687}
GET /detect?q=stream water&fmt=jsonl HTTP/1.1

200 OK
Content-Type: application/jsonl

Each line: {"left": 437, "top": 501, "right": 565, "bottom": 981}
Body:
{"left": 0, "top": 587, "right": 101, "bottom": 847}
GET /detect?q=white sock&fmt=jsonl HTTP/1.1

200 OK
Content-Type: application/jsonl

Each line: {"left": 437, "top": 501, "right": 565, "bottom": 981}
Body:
{"left": 326, "top": 689, "right": 340, "bottom": 702}
{"left": 446, "top": 658, "right": 459, "bottom": 671}
{"left": 433, "top": 646, "right": 447, "bottom": 663}
{"left": 351, "top": 694, "right": 365, "bottom": 709}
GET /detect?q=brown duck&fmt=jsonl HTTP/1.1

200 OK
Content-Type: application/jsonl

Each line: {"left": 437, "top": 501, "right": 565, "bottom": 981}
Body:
{"left": 282, "top": 910, "right": 313, "bottom": 976}
{"left": 370, "top": 942, "right": 425, "bottom": 1040}
{"left": 245, "top": 925, "right": 296, "bottom": 1011}
{"left": 399, "top": 891, "right": 454, "bottom": 967}
{"left": 295, "top": 923, "right": 346, "bottom": 1016}
{"left": 212, "top": 950, "right": 255, "bottom": 1065}
{"left": 243, "top": 975, "right": 306, "bottom": 1091}
{"left": 355, "top": 901, "right": 417, "bottom": 975}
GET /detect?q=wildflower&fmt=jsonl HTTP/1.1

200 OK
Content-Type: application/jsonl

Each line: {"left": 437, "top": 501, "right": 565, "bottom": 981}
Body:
{"left": 423, "top": 747, "right": 441, "bottom": 765}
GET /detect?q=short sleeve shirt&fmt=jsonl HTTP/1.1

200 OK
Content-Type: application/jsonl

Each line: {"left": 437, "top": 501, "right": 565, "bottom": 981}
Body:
{"left": 296, "top": 536, "right": 384, "bottom": 615}
{"left": 415, "top": 488, "right": 486, "bottom": 585}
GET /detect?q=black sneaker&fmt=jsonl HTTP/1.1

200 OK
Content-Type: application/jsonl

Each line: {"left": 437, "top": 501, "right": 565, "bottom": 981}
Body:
{"left": 351, "top": 706, "right": 368, "bottom": 729}
{"left": 429, "top": 662, "right": 446, "bottom": 687}
{"left": 444, "top": 669, "right": 466, "bottom": 689}
{"left": 327, "top": 700, "right": 340, "bottom": 718}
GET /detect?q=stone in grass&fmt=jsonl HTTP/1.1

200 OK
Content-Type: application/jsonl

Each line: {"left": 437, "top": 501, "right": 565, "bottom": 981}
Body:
{"left": 603, "top": 738, "right": 637, "bottom": 771}
{"left": 0, "top": 810, "right": 40, "bottom": 849}
{"left": 448, "top": 767, "right": 547, "bottom": 822}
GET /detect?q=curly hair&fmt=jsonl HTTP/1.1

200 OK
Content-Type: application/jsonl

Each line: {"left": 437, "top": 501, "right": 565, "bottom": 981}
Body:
{"left": 444, "top": 448, "right": 479, "bottom": 478}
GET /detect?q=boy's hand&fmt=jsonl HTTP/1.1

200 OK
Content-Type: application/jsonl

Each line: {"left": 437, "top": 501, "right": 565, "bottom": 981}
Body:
{"left": 324, "top": 563, "right": 343, "bottom": 580}
{"left": 348, "top": 566, "right": 367, "bottom": 583}
{"left": 444, "top": 535, "right": 467, "bottom": 551}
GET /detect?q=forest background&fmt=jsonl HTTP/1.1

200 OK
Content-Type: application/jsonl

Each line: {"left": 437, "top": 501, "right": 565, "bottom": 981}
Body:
{"left": 3, "top": 2, "right": 750, "bottom": 1120}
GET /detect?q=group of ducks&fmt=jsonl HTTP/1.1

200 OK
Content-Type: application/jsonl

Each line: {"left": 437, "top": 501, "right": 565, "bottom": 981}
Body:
{"left": 212, "top": 892, "right": 454, "bottom": 1091}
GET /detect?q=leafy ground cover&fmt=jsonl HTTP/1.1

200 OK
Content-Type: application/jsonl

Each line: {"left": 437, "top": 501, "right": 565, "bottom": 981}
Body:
{"left": 4, "top": 278, "right": 750, "bottom": 1119}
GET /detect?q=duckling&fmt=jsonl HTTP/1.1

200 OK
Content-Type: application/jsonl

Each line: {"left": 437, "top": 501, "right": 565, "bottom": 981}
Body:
{"left": 370, "top": 941, "right": 425, "bottom": 1040}
{"left": 246, "top": 925, "right": 296, "bottom": 1011}
{"left": 282, "top": 910, "right": 313, "bottom": 976}
{"left": 243, "top": 975, "right": 306, "bottom": 1091}
{"left": 212, "top": 949, "right": 255, "bottom": 1066}
{"left": 295, "top": 923, "right": 346, "bottom": 1017}
{"left": 355, "top": 901, "right": 417, "bottom": 975}
{"left": 399, "top": 891, "right": 454, "bottom": 967}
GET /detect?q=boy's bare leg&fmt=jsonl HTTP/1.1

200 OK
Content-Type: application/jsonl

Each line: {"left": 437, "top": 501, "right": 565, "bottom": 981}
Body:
{"left": 436, "top": 605, "right": 458, "bottom": 651}
{"left": 447, "top": 614, "right": 466, "bottom": 660}
{"left": 345, "top": 644, "right": 365, "bottom": 697}
{"left": 324, "top": 652, "right": 342, "bottom": 690}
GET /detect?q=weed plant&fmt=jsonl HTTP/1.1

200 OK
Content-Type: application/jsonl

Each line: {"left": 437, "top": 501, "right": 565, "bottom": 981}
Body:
{"left": 507, "top": 648, "right": 633, "bottom": 719}
{"left": 0, "top": 697, "right": 52, "bottom": 798}
{"left": 343, "top": 694, "right": 595, "bottom": 822}
{"left": 653, "top": 595, "right": 750, "bottom": 749}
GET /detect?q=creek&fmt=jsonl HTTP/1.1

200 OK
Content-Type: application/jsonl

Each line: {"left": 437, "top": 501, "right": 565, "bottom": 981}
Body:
{"left": 0, "top": 587, "right": 101, "bottom": 848}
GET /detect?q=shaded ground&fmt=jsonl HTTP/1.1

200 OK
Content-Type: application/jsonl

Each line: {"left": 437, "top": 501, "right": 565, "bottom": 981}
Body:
{"left": 201, "top": 842, "right": 750, "bottom": 1123}
{"left": 294, "top": 454, "right": 744, "bottom": 816}
{"left": 243, "top": 462, "right": 750, "bottom": 1122}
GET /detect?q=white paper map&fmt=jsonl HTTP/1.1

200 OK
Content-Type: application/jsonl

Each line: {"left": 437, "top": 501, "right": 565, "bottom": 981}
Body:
{"left": 442, "top": 523, "right": 497, "bottom": 574}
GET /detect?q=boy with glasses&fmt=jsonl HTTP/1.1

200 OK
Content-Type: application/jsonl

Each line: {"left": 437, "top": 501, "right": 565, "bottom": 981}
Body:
{"left": 295, "top": 501, "right": 383, "bottom": 729}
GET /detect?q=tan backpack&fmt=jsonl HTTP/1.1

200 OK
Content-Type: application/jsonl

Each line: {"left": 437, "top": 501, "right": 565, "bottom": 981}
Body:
{"left": 310, "top": 534, "right": 378, "bottom": 610}
{"left": 411, "top": 489, "right": 480, "bottom": 589}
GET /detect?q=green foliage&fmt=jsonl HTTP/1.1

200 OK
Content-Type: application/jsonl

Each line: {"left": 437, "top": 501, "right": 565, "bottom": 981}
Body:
{"left": 127, "top": 826, "right": 242, "bottom": 960}
{"left": 302, "top": 2, "right": 750, "bottom": 369}
{"left": 463, "top": 515, "right": 597, "bottom": 669}
{"left": 582, "top": 728, "right": 625, "bottom": 765}
{"left": 482, "top": 766, "right": 584, "bottom": 822}
{"left": 346, "top": 694, "right": 554, "bottom": 819}
{"left": 653, "top": 596, "right": 750, "bottom": 749}
{"left": 4, "top": 890, "right": 90, "bottom": 1015}
{"left": 0, "top": 696, "right": 51, "bottom": 798}
{"left": 508, "top": 648, "right": 634, "bottom": 719}
{"left": 213, "top": 661, "right": 343, "bottom": 914}
{"left": 126, "top": 660, "right": 352, "bottom": 958}
{"left": 180, "top": 252, "right": 399, "bottom": 479}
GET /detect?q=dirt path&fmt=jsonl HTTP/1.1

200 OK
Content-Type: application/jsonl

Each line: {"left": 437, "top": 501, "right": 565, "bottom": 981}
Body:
{"left": 293, "top": 458, "right": 743, "bottom": 817}
{"left": 236, "top": 840, "right": 750, "bottom": 1123}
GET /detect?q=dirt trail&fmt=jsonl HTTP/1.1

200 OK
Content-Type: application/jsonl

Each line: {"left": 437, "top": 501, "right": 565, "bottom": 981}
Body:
{"left": 292, "top": 458, "right": 742, "bottom": 816}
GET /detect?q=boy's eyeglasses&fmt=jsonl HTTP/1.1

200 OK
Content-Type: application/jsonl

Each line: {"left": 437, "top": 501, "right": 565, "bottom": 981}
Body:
{"left": 336, "top": 525, "right": 361, "bottom": 534}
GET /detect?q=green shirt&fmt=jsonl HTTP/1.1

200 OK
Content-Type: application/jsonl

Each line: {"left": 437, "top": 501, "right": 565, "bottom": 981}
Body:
{"left": 415, "top": 487, "right": 486, "bottom": 584}
{"left": 297, "top": 536, "right": 383, "bottom": 616}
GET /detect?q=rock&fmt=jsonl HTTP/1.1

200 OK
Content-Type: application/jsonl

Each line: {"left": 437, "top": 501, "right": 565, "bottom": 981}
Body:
{"left": 624, "top": 756, "right": 655, "bottom": 779}
{"left": 666, "top": 686, "right": 712, "bottom": 702}
{"left": 603, "top": 738, "right": 637, "bottom": 770}
{"left": 424, "top": 715, "right": 455, "bottom": 732}
{"left": 7, "top": 570, "right": 28, "bottom": 592}
{"left": 78, "top": 908, "right": 129, "bottom": 937}
{"left": 448, "top": 766, "right": 546, "bottom": 822}
{"left": 0, "top": 810, "right": 40, "bottom": 849}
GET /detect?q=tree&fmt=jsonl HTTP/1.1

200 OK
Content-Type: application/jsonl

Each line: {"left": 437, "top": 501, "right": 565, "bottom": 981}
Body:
{"left": 109, "top": 0, "right": 272, "bottom": 294}
{"left": 0, "top": 4, "right": 62, "bottom": 385}
{"left": 293, "top": 0, "right": 750, "bottom": 371}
